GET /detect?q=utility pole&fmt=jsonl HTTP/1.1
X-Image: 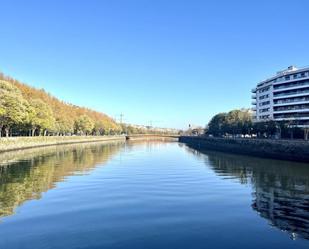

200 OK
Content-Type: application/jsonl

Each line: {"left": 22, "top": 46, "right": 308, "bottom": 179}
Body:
{"left": 118, "top": 113, "right": 128, "bottom": 135}
{"left": 119, "top": 113, "right": 124, "bottom": 124}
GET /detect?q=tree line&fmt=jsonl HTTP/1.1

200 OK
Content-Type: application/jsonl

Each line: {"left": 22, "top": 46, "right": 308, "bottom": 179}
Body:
{"left": 0, "top": 72, "right": 178, "bottom": 137}
{"left": 0, "top": 73, "right": 121, "bottom": 137}
{"left": 206, "top": 108, "right": 309, "bottom": 140}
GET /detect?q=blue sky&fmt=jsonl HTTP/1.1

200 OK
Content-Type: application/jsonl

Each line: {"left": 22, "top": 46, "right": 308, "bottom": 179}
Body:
{"left": 1, "top": 0, "right": 309, "bottom": 129}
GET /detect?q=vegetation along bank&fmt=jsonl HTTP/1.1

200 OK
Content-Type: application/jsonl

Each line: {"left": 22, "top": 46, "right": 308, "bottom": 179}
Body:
{"left": 0, "top": 72, "right": 178, "bottom": 137}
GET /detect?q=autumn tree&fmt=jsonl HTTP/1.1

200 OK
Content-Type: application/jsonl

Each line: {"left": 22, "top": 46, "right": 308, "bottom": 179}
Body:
{"left": 74, "top": 115, "right": 94, "bottom": 135}
{"left": 0, "top": 80, "right": 28, "bottom": 137}
{"left": 0, "top": 72, "right": 123, "bottom": 137}
{"left": 28, "top": 99, "right": 55, "bottom": 136}
{"left": 55, "top": 116, "right": 74, "bottom": 135}
{"left": 93, "top": 119, "right": 107, "bottom": 135}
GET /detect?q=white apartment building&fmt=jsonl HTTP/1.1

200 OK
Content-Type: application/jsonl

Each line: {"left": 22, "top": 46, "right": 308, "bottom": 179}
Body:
{"left": 252, "top": 66, "right": 309, "bottom": 126}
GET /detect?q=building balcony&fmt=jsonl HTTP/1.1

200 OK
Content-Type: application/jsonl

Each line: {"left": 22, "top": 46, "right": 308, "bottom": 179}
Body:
{"left": 252, "top": 94, "right": 256, "bottom": 99}
{"left": 273, "top": 100, "right": 309, "bottom": 107}
{"left": 273, "top": 108, "right": 309, "bottom": 114}
{"left": 273, "top": 75, "right": 309, "bottom": 86}
{"left": 274, "top": 80, "right": 309, "bottom": 91}
{"left": 273, "top": 90, "right": 309, "bottom": 99}
{"left": 274, "top": 117, "right": 309, "bottom": 121}
{"left": 273, "top": 82, "right": 309, "bottom": 93}
{"left": 251, "top": 88, "right": 257, "bottom": 93}
{"left": 251, "top": 101, "right": 256, "bottom": 105}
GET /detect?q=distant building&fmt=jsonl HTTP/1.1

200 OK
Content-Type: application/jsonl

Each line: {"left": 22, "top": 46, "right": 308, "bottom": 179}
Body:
{"left": 252, "top": 66, "right": 309, "bottom": 126}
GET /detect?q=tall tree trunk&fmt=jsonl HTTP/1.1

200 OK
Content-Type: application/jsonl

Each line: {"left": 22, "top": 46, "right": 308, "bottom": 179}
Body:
{"left": 44, "top": 130, "right": 47, "bottom": 136}
{"left": 5, "top": 127, "right": 9, "bottom": 137}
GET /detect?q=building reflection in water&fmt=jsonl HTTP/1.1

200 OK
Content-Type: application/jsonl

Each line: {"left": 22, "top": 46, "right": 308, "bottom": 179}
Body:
{"left": 184, "top": 145, "right": 309, "bottom": 241}
{"left": 0, "top": 141, "right": 123, "bottom": 219}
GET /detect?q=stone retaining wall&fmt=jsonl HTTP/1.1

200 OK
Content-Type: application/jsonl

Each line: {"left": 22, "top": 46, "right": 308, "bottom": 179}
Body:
{"left": 0, "top": 136, "right": 126, "bottom": 153}
{"left": 180, "top": 136, "right": 309, "bottom": 162}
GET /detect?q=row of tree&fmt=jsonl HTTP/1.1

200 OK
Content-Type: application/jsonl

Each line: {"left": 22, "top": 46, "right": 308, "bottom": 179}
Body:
{"left": 207, "top": 109, "right": 252, "bottom": 137}
{"left": 119, "top": 123, "right": 178, "bottom": 135}
{"left": 0, "top": 73, "right": 179, "bottom": 137}
{"left": 0, "top": 73, "right": 121, "bottom": 137}
{"left": 206, "top": 109, "right": 309, "bottom": 139}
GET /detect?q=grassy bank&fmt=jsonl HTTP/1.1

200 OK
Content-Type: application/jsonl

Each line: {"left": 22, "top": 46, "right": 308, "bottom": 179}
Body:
{"left": 0, "top": 136, "right": 126, "bottom": 153}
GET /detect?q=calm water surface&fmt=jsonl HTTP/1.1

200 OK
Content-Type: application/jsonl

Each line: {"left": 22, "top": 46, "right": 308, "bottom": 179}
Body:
{"left": 0, "top": 141, "right": 309, "bottom": 249}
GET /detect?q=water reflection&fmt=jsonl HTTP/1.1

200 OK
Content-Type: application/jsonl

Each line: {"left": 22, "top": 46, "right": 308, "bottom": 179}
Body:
{"left": 0, "top": 141, "right": 123, "bottom": 219}
{"left": 1, "top": 141, "right": 309, "bottom": 246}
{"left": 185, "top": 145, "right": 309, "bottom": 241}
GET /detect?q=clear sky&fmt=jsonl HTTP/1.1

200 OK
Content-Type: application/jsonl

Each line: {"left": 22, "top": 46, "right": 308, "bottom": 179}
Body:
{"left": 1, "top": 0, "right": 309, "bottom": 129}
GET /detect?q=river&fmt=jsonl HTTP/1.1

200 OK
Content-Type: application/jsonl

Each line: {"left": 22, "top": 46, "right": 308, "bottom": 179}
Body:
{"left": 0, "top": 141, "right": 308, "bottom": 249}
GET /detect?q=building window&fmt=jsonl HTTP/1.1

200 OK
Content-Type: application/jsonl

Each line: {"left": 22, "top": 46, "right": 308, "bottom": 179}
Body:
{"left": 273, "top": 79, "right": 309, "bottom": 90}
{"left": 258, "top": 86, "right": 270, "bottom": 93}
{"left": 274, "top": 96, "right": 309, "bottom": 105}
{"left": 259, "top": 108, "right": 270, "bottom": 113}
{"left": 274, "top": 112, "right": 309, "bottom": 119}
{"left": 285, "top": 75, "right": 290, "bottom": 80}
{"left": 274, "top": 104, "right": 309, "bottom": 112}
{"left": 259, "top": 101, "right": 270, "bottom": 106}
{"left": 259, "top": 94, "right": 269, "bottom": 100}
{"left": 274, "top": 87, "right": 309, "bottom": 98}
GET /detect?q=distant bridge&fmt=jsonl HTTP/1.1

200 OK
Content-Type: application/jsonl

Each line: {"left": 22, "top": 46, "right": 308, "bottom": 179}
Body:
{"left": 125, "top": 134, "right": 180, "bottom": 141}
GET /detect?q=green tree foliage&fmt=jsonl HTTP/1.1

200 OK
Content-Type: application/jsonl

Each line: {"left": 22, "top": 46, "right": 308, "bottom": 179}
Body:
{"left": 0, "top": 73, "right": 120, "bottom": 137}
{"left": 207, "top": 108, "right": 307, "bottom": 139}
{"left": 207, "top": 109, "right": 253, "bottom": 137}
{"left": 0, "top": 80, "right": 28, "bottom": 137}
{"left": 207, "top": 112, "right": 228, "bottom": 137}
{"left": 125, "top": 125, "right": 141, "bottom": 135}
{"left": 93, "top": 119, "right": 109, "bottom": 135}
{"left": 74, "top": 115, "right": 94, "bottom": 135}
{"left": 28, "top": 99, "right": 55, "bottom": 136}
{"left": 55, "top": 116, "right": 74, "bottom": 136}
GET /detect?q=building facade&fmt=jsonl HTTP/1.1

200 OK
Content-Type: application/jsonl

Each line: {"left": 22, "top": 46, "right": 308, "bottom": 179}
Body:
{"left": 252, "top": 66, "right": 309, "bottom": 126}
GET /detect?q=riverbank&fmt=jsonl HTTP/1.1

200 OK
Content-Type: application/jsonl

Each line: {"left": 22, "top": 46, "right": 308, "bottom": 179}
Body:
{"left": 126, "top": 134, "right": 179, "bottom": 141}
{"left": 180, "top": 136, "right": 309, "bottom": 162}
{"left": 0, "top": 136, "right": 126, "bottom": 153}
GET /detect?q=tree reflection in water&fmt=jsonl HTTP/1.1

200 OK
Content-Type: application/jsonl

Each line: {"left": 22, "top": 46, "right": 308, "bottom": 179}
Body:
{"left": 0, "top": 142, "right": 123, "bottom": 219}
{"left": 184, "top": 145, "right": 309, "bottom": 241}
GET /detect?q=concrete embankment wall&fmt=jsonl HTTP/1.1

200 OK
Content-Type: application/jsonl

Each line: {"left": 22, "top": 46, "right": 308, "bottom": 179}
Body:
{"left": 180, "top": 136, "right": 309, "bottom": 162}
{"left": 0, "top": 136, "right": 126, "bottom": 153}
